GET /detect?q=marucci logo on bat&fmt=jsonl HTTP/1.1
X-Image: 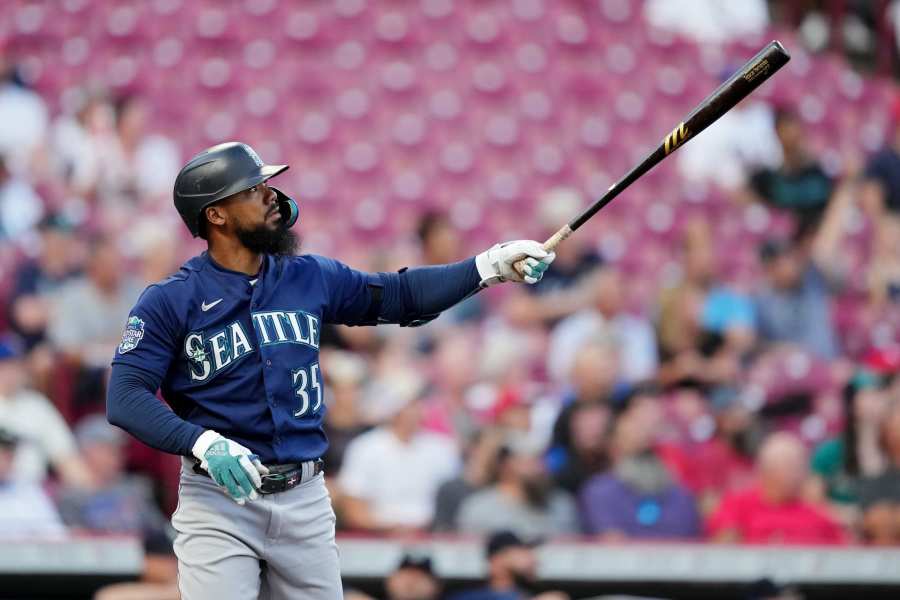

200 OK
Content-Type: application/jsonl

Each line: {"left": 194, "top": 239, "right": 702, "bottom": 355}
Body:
{"left": 663, "top": 122, "right": 689, "bottom": 155}
{"left": 743, "top": 59, "right": 771, "bottom": 83}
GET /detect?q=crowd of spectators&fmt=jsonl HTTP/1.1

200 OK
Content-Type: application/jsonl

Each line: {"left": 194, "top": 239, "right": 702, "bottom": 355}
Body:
{"left": 2, "top": 4, "right": 900, "bottom": 599}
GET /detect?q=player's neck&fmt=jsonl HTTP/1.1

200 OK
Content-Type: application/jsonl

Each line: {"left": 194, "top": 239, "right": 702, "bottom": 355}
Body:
{"left": 207, "top": 238, "right": 263, "bottom": 276}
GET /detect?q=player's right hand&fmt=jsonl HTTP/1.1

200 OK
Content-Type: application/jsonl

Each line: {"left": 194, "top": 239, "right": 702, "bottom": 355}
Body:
{"left": 475, "top": 240, "right": 555, "bottom": 287}
{"left": 191, "top": 430, "right": 270, "bottom": 505}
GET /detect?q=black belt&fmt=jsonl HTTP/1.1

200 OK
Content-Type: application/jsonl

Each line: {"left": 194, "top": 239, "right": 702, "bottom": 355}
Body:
{"left": 192, "top": 458, "right": 324, "bottom": 494}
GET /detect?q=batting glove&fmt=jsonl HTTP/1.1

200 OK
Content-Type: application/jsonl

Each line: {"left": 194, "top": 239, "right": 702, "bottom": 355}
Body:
{"left": 475, "top": 240, "right": 556, "bottom": 287}
{"left": 192, "top": 430, "right": 270, "bottom": 505}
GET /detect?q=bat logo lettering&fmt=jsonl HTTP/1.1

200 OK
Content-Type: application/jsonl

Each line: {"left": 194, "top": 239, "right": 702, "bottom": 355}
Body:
{"left": 663, "top": 122, "right": 689, "bottom": 155}
{"left": 743, "top": 59, "right": 770, "bottom": 83}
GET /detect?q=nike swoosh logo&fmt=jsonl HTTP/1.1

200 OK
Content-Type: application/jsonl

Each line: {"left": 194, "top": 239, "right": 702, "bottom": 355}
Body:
{"left": 201, "top": 299, "right": 223, "bottom": 312}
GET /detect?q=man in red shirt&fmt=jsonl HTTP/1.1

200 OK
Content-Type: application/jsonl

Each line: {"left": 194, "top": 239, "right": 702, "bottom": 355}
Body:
{"left": 708, "top": 432, "right": 848, "bottom": 545}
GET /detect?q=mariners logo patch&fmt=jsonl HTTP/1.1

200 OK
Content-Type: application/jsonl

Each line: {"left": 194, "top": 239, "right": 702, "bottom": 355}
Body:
{"left": 118, "top": 316, "right": 145, "bottom": 354}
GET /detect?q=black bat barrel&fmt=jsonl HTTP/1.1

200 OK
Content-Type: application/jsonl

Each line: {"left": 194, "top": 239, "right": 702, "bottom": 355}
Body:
{"left": 569, "top": 41, "right": 790, "bottom": 232}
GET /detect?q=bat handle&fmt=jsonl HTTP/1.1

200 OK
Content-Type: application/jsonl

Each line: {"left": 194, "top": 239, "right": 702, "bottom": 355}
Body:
{"left": 512, "top": 224, "right": 574, "bottom": 278}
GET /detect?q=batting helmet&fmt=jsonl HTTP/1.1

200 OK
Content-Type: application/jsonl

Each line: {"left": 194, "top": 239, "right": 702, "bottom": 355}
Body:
{"left": 173, "top": 142, "right": 299, "bottom": 237}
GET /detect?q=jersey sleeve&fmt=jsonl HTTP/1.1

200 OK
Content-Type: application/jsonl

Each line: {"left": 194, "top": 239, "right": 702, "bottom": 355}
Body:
{"left": 310, "top": 254, "right": 481, "bottom": 327}
{"left": 310, "top": 255, "right": 378, "bottom": 326}
{"left": 111, "top": 284, "right": 181, "bottom": 378}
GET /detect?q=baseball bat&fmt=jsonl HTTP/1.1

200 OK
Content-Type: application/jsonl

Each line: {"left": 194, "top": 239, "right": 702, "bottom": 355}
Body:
{"left": 515, "top": 40, "right": 790, "bottom": 274}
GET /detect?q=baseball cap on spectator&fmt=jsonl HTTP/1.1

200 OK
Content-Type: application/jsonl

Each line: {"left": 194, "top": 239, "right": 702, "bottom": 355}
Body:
{"left": 395, "top": 552, "right": 434, "bottom": 575}
{"left": 486, "top": 530, "right": 540, "bottom": 558}
{"left": 74, "top": 414, "right": 126, "bottom": 448}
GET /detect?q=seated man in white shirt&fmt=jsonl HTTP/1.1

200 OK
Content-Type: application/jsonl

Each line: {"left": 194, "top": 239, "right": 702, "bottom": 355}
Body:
{"left": 0, "top": 427, "right": 67, "bottom": 539}
{"left": 336, "top": 370, "right": 460, "bottom": 533}
{"left": 547, "top": 267, "right": 658, "bottom": 385}
{"left": 0, "top": 339, "right": 90, "bottom": 486}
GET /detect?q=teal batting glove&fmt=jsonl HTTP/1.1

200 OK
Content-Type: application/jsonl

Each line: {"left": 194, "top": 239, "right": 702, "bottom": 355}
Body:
{"left": 521, "top": 254, "right": 555, "bottom": 284}
{"left": 192, "top": 430, "right": 269, "bottom": 505}
{"left": 475, "top": 240, "right": 556, "bottom": 287}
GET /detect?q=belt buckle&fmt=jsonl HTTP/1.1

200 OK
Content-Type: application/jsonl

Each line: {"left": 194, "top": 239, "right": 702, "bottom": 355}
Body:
{"left": 260, "top": 471, "right": 285, "bottom": 494}
{"left": 260, "top": 468, "right": 302, "bottom": 494}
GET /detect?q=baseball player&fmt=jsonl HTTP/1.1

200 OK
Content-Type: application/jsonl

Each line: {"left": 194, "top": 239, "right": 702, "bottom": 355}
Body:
{"left": 106, "top": 142, "right": 555, "bottom": 599}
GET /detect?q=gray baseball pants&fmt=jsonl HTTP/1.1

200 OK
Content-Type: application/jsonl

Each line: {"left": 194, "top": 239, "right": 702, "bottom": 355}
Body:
{"left": 172, "top": 458, "right": 341, "bottom": 600}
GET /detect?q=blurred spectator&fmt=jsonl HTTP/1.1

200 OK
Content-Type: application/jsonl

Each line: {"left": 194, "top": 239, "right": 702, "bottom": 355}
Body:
{"left": 550, "top": 401, "right": 611, "bottom": 495}
{"left": 661, "top": 386, "right": 757, "bottom": 514}
{"left": 810, "top": 369, "right": 890, "bottom": 510}
{"left": 866, "top": 215, "right": 900, "bottom": 309}
{"left": 0, "top": 154, "right": 43, "bottom": 242}
{"left": 745, "top": 578, "right": 805, "bottom": 600}
{"left": 753, "top": 180, "right": 853, "bottom": 359}
{"left": 456, "top": 436, "right": 579, "bottom": 538}
{"left": 504, "top": 189, "right": 602, "bottom": 327}
{"left": 419, "top": 211, "right": 462, "bottom": 265}
{"left": 657, "top": 219, "right": 755, "bottom": 390}
{"left": 529, "top": 189, "right": 603, "bottom": 296}
{"left": 321, "top": 350, "right": 370, "bottom": 475}
{"left": 417, "top": 211, "right": 483, "bottom": 324}
{"left": 0, "top": 338, "right": 90, "bottom": 486}
{"left": 421, "top": 330, "right": 482, "bottom": 443}
{"left": 49, "top": 90, "right": 116, "bottom": 203}
{"left": 676, "top": 98, "right": 781, "bottom": 190}
{"left": 547, "top": 267, "right": 658, "bottom": 385}
{"left": 104, "top": 95, "right": 181, "bottom": 205}
{"left": 643, "top": 0, "right": 769, "bottom": 44}
{"left": 0, "top": 57, "right": 48, "bottom": 172}
{"left": 449, "top": 531, "right": 569, "bottom": 600}
{"left": 433, "top": 428, "right": 505, "bottom": 532}
{"left": 130, "top": 218, "right": 182, "bottom": 286}
{"left": 858, "top": 401, "right": 900, "bottom": 544}
{"left": 84, "top": 423, "right": 180, "bottom": 600}
{"left": 745, "top": 109, "right": 834, "bottom": 231}
{"left": 708, "top": 432, "right": 847, "bottom": 544}
{"left": 48, "top": 235, "right": 142, "bottom": 416}
{"left": 337, "top": 370, "right": 459, "bottom": 533}
{"left": 579, "top": 400, "right": 701, "bottom": 539}
{"left": 56, "top": 415, "right": 172, "bottom": 550}
{"left": 8, "top": 214, "right": 78, "bottom": 351}
{"left": 385, "top": 553, "right": 442, "bottom": 600}
{"left": 546, "top": 341, "right": 623, "bottom": 476}
{"left": 861, "top": 97, "right": 900, "bottom": 255}
{"left": 0, "top": 427, "right": 67, "bottom": 539}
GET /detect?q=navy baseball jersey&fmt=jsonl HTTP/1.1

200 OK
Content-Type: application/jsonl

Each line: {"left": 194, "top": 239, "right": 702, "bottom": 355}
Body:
{"left": 112, "top": 251, "right": 473, "bottom": 464}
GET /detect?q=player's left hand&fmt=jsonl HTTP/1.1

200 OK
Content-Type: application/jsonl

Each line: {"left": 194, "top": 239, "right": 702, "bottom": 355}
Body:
{"left": 192, "top": 430, "right": 270, "bottom": 505}
{"left": 475, "top": 240, "right": 555, "bottom": 287}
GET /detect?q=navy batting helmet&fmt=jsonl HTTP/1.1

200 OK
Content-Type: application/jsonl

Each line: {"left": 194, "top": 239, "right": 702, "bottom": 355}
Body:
{"left": 173, "top": 142, "right": 299, "bottom": 237}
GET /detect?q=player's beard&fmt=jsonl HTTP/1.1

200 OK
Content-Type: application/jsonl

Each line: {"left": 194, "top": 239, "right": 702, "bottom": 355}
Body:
{"left": 235, "top": 221, "right": 299, "bottom": 256}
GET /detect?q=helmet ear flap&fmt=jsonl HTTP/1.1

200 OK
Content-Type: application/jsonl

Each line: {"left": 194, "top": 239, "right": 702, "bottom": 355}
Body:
{"left": 271, "top": 187, "right": 299, "bottom": 229}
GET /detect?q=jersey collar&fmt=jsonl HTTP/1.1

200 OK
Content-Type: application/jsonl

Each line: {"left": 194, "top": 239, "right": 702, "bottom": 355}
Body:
{"left": 198, "top": 251, "right": 272, "bottom": 279}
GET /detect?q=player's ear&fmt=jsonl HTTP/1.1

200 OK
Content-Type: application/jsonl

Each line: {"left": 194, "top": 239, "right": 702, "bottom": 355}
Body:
{"left": 205, "top": 204, "right": 227, "bottom": 228}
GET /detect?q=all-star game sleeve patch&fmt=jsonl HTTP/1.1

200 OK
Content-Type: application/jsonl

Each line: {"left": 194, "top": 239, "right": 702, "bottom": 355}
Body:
{"left": 118, "top": 316, "right": 145, "bottom": 354}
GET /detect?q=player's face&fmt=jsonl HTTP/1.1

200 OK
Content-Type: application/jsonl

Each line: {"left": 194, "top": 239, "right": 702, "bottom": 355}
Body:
{"left": 217, "top": 182, "right": 298, "bottom": 255}
{"left": 226, "top": 183, "right": 280, "bottom": 232}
